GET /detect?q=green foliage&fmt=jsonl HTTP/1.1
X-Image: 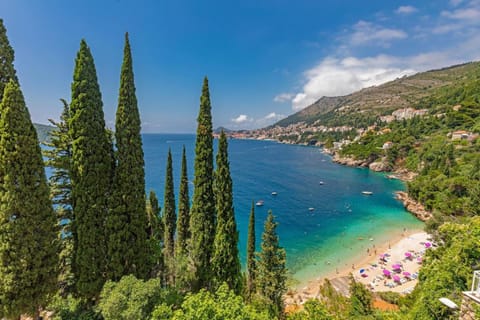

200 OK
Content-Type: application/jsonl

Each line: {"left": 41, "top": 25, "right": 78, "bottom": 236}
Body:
{"left": 176, "top": 145, "right": 190, "bottom": 257}
{"left": 189, "top": 77, "right": 215, "bottom": 290}
{"left": 348, "top": 276, "right": 374, "bottom": 318}
{"left": 172, "top": 283, "right": 270, "bottom": 320}
{"left": 212, "top": 131, "right": 242, "bottom": 293}
{"left": 69, "top": 39, "right": 113, "bottom": 300}
{"left": 0, "top": 19, "right": 18, "bottom": 102}
{"left": 164, "top": 149, "right": 177, "bottom": 285}
{"left": 0, "top": 80, "right": 58, "bottom": 317}
{"left": 287, "top": 299, "right": 332, "bottom": 320}
{"left": 146, "top": 190, "right": 164, "bottom": 279}
{"left": 47, "top": 294, "right": 102, "bottom": 320}
{"left": 246, "top": 201, "right": 256, "bottom": 299}
{"left": 107, "top": 33, "right": 149, "bottom": 281}
{"left": 257, "top": 210, "right": 287, "bottom": 319}
{"left": 44, "top": 99, "right": 75, "bottom": 295}
{"left": 98, "top": 275, "right": 162, "bottom": 320}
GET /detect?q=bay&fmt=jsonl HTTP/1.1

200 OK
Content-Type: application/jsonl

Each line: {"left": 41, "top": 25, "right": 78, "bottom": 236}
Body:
{"left": 143, "top": 134, "right": 423, "bottom": 285}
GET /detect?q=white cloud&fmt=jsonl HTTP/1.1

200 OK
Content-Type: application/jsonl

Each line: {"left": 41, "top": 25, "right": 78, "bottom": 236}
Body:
{"left": 273, "top": 93, "right": 294, "bottom": 103}
{"left": 265, "top": 112, "right": 284, "bottom": 120}
{"left": 442, "top": 7, "right": 480, "bottom": 20}
{"left": 396, "top": 5, "right": 418, "bottom": 14}
{"left": 349, "top": 21, "right": 407, "bottom": 46}
{"left": 231, "top": 114, "right": 250, "bottom": 123}
{"left": 290, "top": 56, "right": 415, "bottom": 111}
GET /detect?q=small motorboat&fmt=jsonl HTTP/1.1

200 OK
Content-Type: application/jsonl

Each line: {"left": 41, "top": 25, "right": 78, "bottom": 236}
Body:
{"left": 319, "top": 181, "right": 324, "bottom": 185}
{"left": 308, "top": 207, "right": 315, "bottom": 211}
{"left": 256, "top": 200, "right": 264, "bottom": 206}
{"left": 271, "top": 192, "right": 277, "bottom": 196}
{"left": 362, "top": 191, "right": 373, "bottom": 195}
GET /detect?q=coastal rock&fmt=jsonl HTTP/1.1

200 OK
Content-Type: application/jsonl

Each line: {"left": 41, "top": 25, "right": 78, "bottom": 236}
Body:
{"left": 332, "top": 153, "right": 368, "bottom": 167}
{"left": 369, "top": 161, "right": 390, "bottom": 172}
{"left": 395, "top": 191, "right": 432, "bottom": 221}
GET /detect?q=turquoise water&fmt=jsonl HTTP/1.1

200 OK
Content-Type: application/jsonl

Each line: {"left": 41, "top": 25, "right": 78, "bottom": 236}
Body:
{"left": 143, "top": 134, "right": 424, "bottom": 285}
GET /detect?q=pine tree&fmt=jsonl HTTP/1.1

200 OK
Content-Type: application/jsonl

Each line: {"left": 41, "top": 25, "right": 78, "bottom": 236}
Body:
{"left": 0, "top": 80, "right": 58, "bottom": 318}
{"left": 211, "top": 131, "right": 241, "bottom": 293}
{"left": 189, "top": 77, "right": 215, "bottom": 290}
{"left": 69, "top": 39, "right": 113, "bottom": 300}
{"left": 257, "top": 210, "right": 287, "bottom": 318}
{"left": 44, "top": 99, "right": 74, "bottom": 294}
{"left": 163, "top": 149, "right": 176, "bottom": 277}
{"left": 246, "top": 201, "right": 256, "bottom": 299}
{"left": 146, "top": 190, "right": 163, "bottom": 279}
{"left": 0, "top": 19, "right": 18, "bottom": 102}
{"left": 106, "top": 33, "right": 149, "bottom": 281}
{"left": 176, "top": 145, "right": 190, "bottom": 257}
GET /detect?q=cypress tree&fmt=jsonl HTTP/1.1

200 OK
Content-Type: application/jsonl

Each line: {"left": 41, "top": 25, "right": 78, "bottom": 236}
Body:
{"left": 211, "top": 131, "right": 241, "bottom": 293}
{"left": 163, "top": 149, "right": 176, "bottom": 263}
{"left": 257, "top": 210, "right": 287, "bottom": 318}
{"left": 0, "top": 80, "right": 58, "bottom": 318}
{"left": 189, "top": 77, "right": 215, "bottom": 290}
{"left": 246, "top": 200, "right": 256, "bottom": 299}
{"left": 175, "top": 145, "right": 190, "bottom": 257}
{"left": 107, "top": 32, "right": 149, "bottom": 281}
{"left": 44, "top": 99, "right": 74, "bottom": 294}
{"left": 69, "top": 39, "right": 113, "bottom": 300}
{"left": 0, "top": 19, "right": 18, "bottom": 102}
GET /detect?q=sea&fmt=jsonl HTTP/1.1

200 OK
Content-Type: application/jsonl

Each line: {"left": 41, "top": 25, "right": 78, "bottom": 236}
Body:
{"left": 143, "top": 134, "right": 424, "bottom": 286}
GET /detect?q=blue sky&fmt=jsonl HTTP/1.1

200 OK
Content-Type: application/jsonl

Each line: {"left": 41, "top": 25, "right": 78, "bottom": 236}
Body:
{"left": 1, "top": 0, "right": 480, "bottom": 132}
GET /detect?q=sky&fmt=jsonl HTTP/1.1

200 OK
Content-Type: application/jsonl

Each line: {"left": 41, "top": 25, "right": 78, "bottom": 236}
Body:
{"left": 1, "top": 0, "right": 480, "bottom": 133}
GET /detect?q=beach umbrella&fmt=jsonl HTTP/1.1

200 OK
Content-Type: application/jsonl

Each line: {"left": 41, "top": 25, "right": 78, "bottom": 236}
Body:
{"left": 393, "top": 275, "right": 401, "bottom": 282}
{"left": 361, "top": 273, "right": 368, "bottom": 278}
{"left": 359, "top": 269, "right": 365, "bottom": 274}
{"left": 383, "top": 269, "right": 391, "bottom": 276}
{"left": 392, "top": 264, "right": 402, "bottom": 270}
{"left": 424, "top": 242, "right": 432, "bottom": 248}
{"left": 403, "top": 271, "right": 411, "bottom": 277}
{"left": 404, "top": 252, "right": 412, "bottom": 258}
{"left": 417, "top": 257, "right": 423, "bottom": 264}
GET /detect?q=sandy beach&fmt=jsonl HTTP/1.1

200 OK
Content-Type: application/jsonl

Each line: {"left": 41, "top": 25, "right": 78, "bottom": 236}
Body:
{"left": 285, "top": 231, "right": 431, "bottom": 305}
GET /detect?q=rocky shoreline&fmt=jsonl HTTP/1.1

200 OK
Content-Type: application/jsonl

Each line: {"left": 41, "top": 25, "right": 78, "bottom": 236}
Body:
{"left": 394, "top": 191, "right": 432, "bottom": 222}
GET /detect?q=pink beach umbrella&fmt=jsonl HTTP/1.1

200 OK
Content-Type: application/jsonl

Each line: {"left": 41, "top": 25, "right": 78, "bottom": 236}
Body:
{"left": 417, "top": 257, "right": 423, "bottom": 264}
{"left": 404, "top": 252, "right": 412, "bottom": 258}
{"left": 383, "top": 269, "right": 391, "bottom": 277}
{"left": 402, "top": 271, "right": 411, "bottom": 278}
{"left": 392, "top": 264, "right": 402, "bottom": 270}
{"left": 393, "top": 275, "right": 401, "bottom": 282}
{"left": 424, "top": 242, "right": 432, "bottom": 248}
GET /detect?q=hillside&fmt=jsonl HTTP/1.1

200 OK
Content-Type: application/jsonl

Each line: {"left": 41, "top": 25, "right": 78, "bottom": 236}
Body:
{"left": 34, "top": 123, "right": 55, "bottom": 143}
{"left": 275, "top": 61, "right": 480, "bottom": 127}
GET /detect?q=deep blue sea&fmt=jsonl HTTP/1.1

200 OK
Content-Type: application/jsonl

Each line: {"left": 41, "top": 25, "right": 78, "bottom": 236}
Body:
{"left": 143, "top": 134, "right": 423, "bottom": 286}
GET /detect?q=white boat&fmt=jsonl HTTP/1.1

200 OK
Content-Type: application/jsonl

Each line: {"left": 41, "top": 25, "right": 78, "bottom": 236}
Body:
{"left": 271, "top": 192, "right": 277, "bottom": 196}
{"left": 319, "top": 181, "right": 324, "bottom": 185}
{"left": 256, "top": 200, "right": 264, "bottom": 206}
{"left": 362, "top": 191, "right": 373, "bottom": 195}
{"left": 308, "top": 207, "right": 315, "bottom": 211}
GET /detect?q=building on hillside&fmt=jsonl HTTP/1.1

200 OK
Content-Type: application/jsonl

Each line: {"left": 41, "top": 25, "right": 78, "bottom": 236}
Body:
{"left": 451, "top": 130, "right": 470, "bottom": 140}
{"left": 382, "top": 141, "right": 393, "bottom": 150}
{"left": 459, "top": 270, "right": 480, "bottom": 319}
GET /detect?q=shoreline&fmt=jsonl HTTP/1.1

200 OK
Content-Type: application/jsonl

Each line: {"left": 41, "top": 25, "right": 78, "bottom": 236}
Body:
{"left": 286, "top": 230, "right": 429, "bottom": 305}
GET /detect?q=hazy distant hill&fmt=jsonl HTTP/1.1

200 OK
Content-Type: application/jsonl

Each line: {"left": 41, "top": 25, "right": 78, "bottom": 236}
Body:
{"left": 214, "top": 126, "right": 233, "bottom": 134}
{"left": 275, "top": 61, "right": 480, "bottom": 127}
{"left": 34, "top": 123, "right": 55, "bottom": 143}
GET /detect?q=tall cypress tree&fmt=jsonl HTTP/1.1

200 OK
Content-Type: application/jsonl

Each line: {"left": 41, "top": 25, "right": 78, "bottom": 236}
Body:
{"left": 0, "top": 19, "right": 18, "bottom": 102}
{"left": 246, "top": 200, "right": 256, "bottom": 299}
{"left": 107, "top": 33, "right": 149, "bottom": 281}
{"left": 44, "top": 99, "right": 74, "bottom": 294}
{"left": 211, "top": 131, "right": 241, "bottom": 293}
{"left": 257, "top": 210, "right": 287, "bottom": 318}
{"left": 163, "top": 149, "right": 176, "bottom": 263}
{"left": 189, "top": 77, "right": 215, "bottom": 290}
{"left": 176, "top": 145, "right": 190, "bottom": 257}
{"left": 69, "top": 39, "right": 113, "bottom": 300}
{"left": 0, "top": 80, "right": 58, "bottom": 318}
